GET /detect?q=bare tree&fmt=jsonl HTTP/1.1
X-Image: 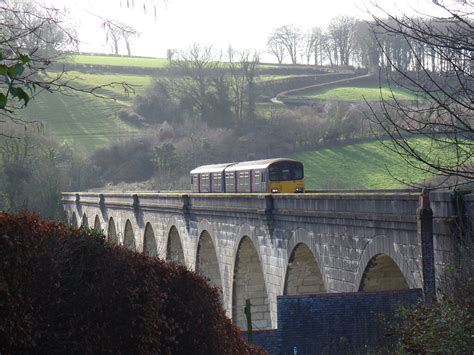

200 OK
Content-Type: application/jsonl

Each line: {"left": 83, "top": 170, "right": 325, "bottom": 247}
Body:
{"left": 268, "top": 25, "right": 303, "bottom": 64}
{"left": 121, "top": 24, "right": 140, "bottom": 56}
{"left": 327, "top": 16, "right": 356, "bottom": 66}
{"left": 2, "top": 0, "right": 76, "bottom": 56}
{"left": 311, "top": 27, "right": 325, "bottom": 66}
{"left": 102, "top": 19, "right": 139, "bottom": 55}
{"left": 165, "top": 44, "right": 232, "bottom": 125}
{"left": 0, "top": 0, "right": 76, "bottom": 122}
{"left": 267, "top": 33, "right": 286, "bottom": 64}
{"left": 104, "top": 24, "right": 121, "bottom": 54}
{"left": 302, "top": 29, "right": 316, "bottom": 65}
{"left": 227, "top": 47, "right": 259, "bottom": 122}
{"left": 0, "top": 1, "right": 134, "bottom": 132}
{"left": 166, "top": 48, "right": 177, "bottom": 62}
{"left": 367, "top": 1, "right": 474, "bottom": 185}
{"left": 352, "top": 20, "right": 379, "bottom": 69}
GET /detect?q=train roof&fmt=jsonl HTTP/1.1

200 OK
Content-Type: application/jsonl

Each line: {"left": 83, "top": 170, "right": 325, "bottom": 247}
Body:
{"left": 225, "top": 158, "right": 301, "bottom": 172}
{"left": 190, "top": 158, "right": 302, "bottom": 175}
{"left": 190, "top": 162, "right": 236, "bottom": 174}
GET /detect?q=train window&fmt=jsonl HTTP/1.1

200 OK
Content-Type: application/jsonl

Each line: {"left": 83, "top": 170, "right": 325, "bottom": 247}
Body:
{"left": 294, "top": 169, "right": 303, "bottom": 179}
{"left": 269, "top": 170, "right": 281, "bottom": 181}
{"left": 269, "top": 162, "right": 304, "bottom": 181}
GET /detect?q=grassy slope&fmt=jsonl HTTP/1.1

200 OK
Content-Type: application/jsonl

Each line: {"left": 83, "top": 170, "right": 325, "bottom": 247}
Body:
{"left": 60, "top": 71, "right": 153, "bottom": 95}
{"left": 293, "top": 140, "right": 433, "bottom": 189}
{"left": 303, "top": 86, "right": 419, "bottom": 101}
{"left": 20, "top": 89, "right": 138, "bottom": 154}
{"left": 19, "top": 70, "right": 154, "bottom": 154}
{"left": 66, "top": 54, "right": 169, "bottom": 68}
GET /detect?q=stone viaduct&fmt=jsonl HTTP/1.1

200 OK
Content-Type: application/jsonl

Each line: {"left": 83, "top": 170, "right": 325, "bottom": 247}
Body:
{"left": 62, "top": 190, "right": 457, "bottom": 330}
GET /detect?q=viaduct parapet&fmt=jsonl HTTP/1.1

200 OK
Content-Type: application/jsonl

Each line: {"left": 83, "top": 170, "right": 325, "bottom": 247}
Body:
{"left": 62, "top": 190, "right": 459, "bottom": 330}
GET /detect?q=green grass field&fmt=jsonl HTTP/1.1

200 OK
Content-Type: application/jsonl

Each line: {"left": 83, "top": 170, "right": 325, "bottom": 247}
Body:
{"left": 65, "top": 54, "right": 169, "bottom": 68}
{"left": 48, "top": 71, "right": 154, "bottom": 105}
{"left": 293, "top": 140, "right": 434, "bottom": 189}
{"left": 14, "top": 71, "right": 155, "bottom": 153}
{"left": 19, "top": 87, "right": 139, "bottom": 154}
{"left": 302, "top": 86, "right": 419, "bottom": 101}
{"left": 256, "top": 75, "right": 300, "bottom": 82}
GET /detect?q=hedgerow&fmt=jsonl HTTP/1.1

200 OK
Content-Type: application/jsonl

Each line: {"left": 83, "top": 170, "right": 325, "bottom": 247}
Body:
{"left": 0, "top": 212, "right": 264, "bottom": 354}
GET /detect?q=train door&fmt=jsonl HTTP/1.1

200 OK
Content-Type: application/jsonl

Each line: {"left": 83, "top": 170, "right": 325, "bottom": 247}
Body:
{"left": 252, "top": 170, "right": 262, "bottom": 192}
{"left": 238, "top": 171, "right": 251, "bottom": 193}
{"left": 261, "top": 170, "right": 268, "bottom": 192}
{"left": 211, "top": 173, "right": 223, "bottom": 193}
{"left": 199, "top": 173, "right": 211, "bottom": 192}
{"left": 192, "top": 174, "right": 199, "bottom": 192}
{"left": 225, "top": 172, "right": 236, "bottom": 192}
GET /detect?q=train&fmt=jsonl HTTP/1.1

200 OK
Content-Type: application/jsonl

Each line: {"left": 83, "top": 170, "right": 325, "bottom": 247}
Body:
{"left": 190, "top": 158, "right": 304, "bottom": 193}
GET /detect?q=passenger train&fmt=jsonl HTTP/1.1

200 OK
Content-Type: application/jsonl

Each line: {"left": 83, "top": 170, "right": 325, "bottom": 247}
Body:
{"left": 190, "top": 158, "right": 304, "bottom": 193}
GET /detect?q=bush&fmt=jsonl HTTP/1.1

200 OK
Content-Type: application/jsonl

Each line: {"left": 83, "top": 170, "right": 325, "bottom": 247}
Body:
{"left": 117, "top": 109, "right": 146, "bottom": 126}
{"left": 395, "top": 299, "right": 474, "bottom": 353}
{"left": 0, "top": 212, "right": 264, "bottom": 354}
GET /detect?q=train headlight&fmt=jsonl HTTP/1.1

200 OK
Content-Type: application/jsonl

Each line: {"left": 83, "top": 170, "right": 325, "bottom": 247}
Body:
{"left": 295, "top": 187, "right": 304, "bottom": 193}
{"left": 271, "top": 188, "right": 279, "bottom": 193}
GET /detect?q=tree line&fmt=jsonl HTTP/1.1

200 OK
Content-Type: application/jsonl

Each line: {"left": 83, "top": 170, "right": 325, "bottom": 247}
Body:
{"left": 267, "top": 15, "right": 473, "bottom": 74}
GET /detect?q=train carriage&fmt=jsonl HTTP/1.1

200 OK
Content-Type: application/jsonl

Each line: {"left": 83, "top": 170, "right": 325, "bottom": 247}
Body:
{"left": 190, "top": 163, "right": 234, "bottom": 193}
{"left": 190, "top": 158, "right": 304, "bottom": 193}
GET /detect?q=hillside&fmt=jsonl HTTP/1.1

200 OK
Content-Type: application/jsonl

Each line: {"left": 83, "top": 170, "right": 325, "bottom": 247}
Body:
{"left": 302, "top": 86, "right": 419, "bottom": 101}
{"left": 293, "top": 140, "right": 433, "bottom": 189}
{"left": 64, "top": 54, "right": 169, "bottom": 68}
{"left": 19, "top": 71, "right": 153, "bottom": 154}
{"left": 22, "top": 54, "right": 340, "bottom": 153}
{"left": 15, "top": 53, "right": 436, "bottom": 189}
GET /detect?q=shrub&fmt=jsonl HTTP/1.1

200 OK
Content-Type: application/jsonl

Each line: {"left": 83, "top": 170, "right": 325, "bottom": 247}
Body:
{"left": 117, "top": 108, "right": 146, "bottom": 126}
{"left": 0, "top": 212, "right": 264, "bottom": 354}
{"left": 395, "top": 299, "right": 474, "bottom": 353}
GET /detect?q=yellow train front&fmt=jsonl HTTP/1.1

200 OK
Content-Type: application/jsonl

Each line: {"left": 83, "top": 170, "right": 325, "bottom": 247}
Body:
{"left": 190, "top": 158, "right": 304, "bottom": 193}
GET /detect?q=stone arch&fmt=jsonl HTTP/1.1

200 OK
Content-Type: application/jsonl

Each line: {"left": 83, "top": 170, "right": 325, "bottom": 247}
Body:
{"left": 284, "top": 243, "right": 326, "bottom": 295}
{"left": 107, "top": 217, "right": 118, "bottom": 244}
{"left": 123, "top": 220, "right": 136, "bottom": 251}
{"left": 166, "top": 226, "right": 185, "bottom": 265}
{"left": 143, "top": 223, "right": 157, "bottom": 256}
{"left": 359, "top": 254, "right": 409, "bottom": 291}
{"left": 355, "top": 235, "right": 421, "bottom": 290}
{"left": 93, "top": 215, "right": 101, "bottom": 231}
{"left": 81, "top": 213, "right": 89, "bottom": 228}
{"left": 71, "top": 212, "right": 78, "bottom": 228}
{"left": 196, "top": 219, "right": 218, "bottom": 262}
{"left": 196, "top": 230, "right": 222, "bottom": 291}
{"left": 284, "top": 228, "right": 327, "bottom": 294}
{"left": 232, "top": 236, "right": 271, "bottom": 330}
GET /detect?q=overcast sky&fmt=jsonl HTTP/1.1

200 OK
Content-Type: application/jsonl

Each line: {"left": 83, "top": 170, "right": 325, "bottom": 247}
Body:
{"left": 46, "top": 0, "right": 441, "bottom": 59}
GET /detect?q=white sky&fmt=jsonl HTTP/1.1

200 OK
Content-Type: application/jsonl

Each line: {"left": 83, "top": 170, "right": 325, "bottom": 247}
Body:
{"left": 45, "top": 0, "right": 443, "bottom": 60}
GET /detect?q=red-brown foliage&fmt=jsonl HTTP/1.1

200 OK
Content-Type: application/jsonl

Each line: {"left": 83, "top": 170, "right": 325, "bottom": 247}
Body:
{"left": 0, "top": 212, "right": 265, "bottom": 354}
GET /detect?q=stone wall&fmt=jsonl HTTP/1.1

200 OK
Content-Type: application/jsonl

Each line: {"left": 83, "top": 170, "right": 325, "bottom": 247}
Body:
{"left": 430, "top": 189, "right": 457, "bottom": 293}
